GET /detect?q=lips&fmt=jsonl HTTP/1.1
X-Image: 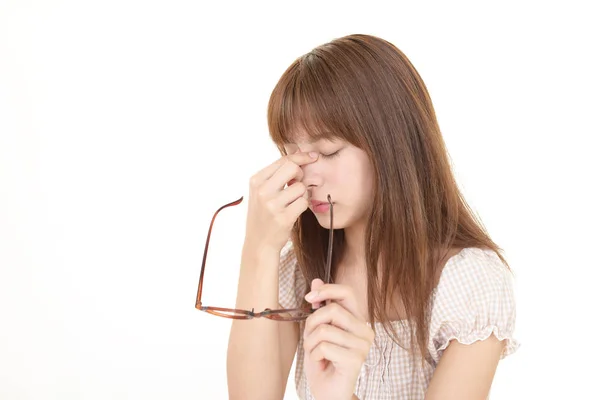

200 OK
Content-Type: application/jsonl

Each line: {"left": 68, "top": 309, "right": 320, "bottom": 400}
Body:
{"left": 310, "top": 200, "right": 329, "bottom": 208}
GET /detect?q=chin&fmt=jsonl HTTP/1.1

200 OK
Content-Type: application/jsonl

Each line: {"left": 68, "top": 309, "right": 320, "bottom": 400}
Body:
{"left": 312, "top": 211, "right": 346, "bottom": 230}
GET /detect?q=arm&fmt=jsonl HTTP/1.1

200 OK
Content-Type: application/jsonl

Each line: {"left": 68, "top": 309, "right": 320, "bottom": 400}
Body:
{"left": 226, "top": 245, "right": 299, "bottom": 400}
{"left": 425, "top": 336, "right": 505, "bottom": 400}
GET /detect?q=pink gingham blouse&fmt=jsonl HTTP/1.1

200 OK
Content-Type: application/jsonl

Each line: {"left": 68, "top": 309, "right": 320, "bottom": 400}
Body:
{"left": 278, "top": 240, "right": 520, "bottom": 399}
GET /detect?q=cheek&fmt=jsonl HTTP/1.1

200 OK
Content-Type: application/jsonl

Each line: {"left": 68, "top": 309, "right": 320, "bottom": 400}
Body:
{"left": 339, "top": 161, "right": 372, "bottom": 188}
{"left": 350, "top": 163, "right": 375, "bottom": 205}
{"left": 332, "top": 167, "right": 370, "bottom": 207}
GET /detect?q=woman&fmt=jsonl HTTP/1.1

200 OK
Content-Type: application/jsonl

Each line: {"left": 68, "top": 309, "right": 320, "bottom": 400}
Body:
{"left": 226, "top": 33, "right": 519, "bottom": 400}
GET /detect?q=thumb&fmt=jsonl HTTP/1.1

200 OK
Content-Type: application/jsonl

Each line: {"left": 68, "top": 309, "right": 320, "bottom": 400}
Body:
{"left": 311, "top": 278, "right": 324, "bottom": 291}
{"left": 310, "top": 278, "right": 325, "bottom": 308}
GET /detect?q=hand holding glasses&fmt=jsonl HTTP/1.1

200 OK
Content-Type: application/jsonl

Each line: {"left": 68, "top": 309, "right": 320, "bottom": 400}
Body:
{"left": 195, "top": 152, "right": 334, "bottom": 322}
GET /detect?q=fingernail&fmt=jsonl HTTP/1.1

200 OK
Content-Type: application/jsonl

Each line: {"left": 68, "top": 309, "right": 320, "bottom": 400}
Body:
{"left": 309, "top": 152, "right": 318, "bottom": 158}
{"left": 305, "top": 291, "right": 318, "bottom": 301}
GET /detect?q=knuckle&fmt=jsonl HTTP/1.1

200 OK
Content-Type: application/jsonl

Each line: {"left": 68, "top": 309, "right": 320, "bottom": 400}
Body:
{"left": 257, "top": 187, "right": 269, "bottom": 200}
{"left": 304, "top": 314, "right": 314, "bottom": 327}
{"left": 317, "top": 341, "right": 329, "bottom": 352}
{"left": 309, "top": 347, "right": 320, "bottom": 362}
{"left": 265, "top": 199, "right": 276, "bottom": 213}
{"left": 328, "top": 302, "right": 342, "bottom": 313}
{"left": 302, "top": 326, "right": 310, "bottom": 340}
{"left": 316, "top": 324, "right": 329, "bottom": 336}
{"left": 302, "top": 339, "right": 310, "bottom": 352}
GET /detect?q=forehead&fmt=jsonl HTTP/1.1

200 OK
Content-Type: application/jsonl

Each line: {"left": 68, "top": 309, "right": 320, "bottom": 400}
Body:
{"left": 285, "top": 137, "right": 321, "bottom": 146}
{"left": 282, "top": 125, "right": 334, "bottom": 144}
{"left": 284, "top": 133, "right": 340, "bottom": 146}
{"left": 283, "top": 139, "right": 341, "bottom": 153}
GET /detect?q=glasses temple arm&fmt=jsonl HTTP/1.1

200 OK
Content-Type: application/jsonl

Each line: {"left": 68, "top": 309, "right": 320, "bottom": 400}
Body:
{"left": 325, "top": 194, "right": 333, "bottom": 284}
{"left": 196, "top": 196, "right": 244, "bottom": 308}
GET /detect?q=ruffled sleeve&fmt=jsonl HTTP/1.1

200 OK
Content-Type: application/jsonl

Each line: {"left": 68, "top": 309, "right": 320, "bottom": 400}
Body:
{"left": 278, "top": 240, "right": 307, "bottom": 309}
{"left": 428, "top": 247, "right": 520, "bottom": 363}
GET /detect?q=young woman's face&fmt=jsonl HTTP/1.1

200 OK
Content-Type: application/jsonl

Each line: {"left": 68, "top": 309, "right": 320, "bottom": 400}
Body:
{"left": 283, "top": 135, "right": 375, "bottom": 230}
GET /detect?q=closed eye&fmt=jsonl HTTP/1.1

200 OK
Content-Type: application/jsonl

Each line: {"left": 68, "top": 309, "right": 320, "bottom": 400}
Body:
{"left": 321, "top": 150, "right": 341, "bottom": 159}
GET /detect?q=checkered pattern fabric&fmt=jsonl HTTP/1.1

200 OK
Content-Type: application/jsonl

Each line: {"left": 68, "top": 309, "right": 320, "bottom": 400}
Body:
{"left": 278, "top": 241, "right": 520, "bottom": 399}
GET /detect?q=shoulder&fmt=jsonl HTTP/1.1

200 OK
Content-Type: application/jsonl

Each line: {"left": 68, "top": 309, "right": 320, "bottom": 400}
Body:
{"left": 429, "top": 247, "right": 519, "bottom": 360}
{"left": 435, "top": 247, "right": 514, "bottom": 302}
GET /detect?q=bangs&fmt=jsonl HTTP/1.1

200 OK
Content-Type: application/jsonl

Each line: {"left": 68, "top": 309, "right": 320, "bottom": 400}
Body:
{"left": 267, "top": 58, "right": 352, "bottom": 155}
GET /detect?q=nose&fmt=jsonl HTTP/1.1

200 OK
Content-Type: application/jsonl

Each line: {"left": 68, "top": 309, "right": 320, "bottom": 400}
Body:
{"left": 300, "top": 159, "right": 324, "bottom": 190}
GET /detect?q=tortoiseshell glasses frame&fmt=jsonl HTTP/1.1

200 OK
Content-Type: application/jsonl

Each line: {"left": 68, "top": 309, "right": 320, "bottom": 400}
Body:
{"left": 195, "top": 195, "right": 334, "bottom": 322}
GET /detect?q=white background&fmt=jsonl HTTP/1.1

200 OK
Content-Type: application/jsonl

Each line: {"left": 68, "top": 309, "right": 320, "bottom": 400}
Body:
{"left": 1, "top": 1, "right": 598, "bottom": 399}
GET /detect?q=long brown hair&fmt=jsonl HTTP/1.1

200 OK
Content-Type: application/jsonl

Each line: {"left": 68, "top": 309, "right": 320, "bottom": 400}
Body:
{"left": 266, "top": 34, "right": 510, "bottom": 363}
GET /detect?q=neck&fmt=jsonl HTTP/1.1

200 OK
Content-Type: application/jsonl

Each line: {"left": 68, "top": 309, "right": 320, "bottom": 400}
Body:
{"left": 342, "top": 220, "right": 367, "bottom": 267}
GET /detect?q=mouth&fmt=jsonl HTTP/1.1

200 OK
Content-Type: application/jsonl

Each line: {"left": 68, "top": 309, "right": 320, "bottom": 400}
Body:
{"left": 310, "top": 199, "right": 333, "bottom": 214}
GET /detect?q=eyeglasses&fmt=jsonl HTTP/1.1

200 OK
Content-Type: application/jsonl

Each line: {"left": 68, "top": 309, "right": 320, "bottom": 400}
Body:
{"left": 195, "top": 194, "right": 334, "bottom": 322}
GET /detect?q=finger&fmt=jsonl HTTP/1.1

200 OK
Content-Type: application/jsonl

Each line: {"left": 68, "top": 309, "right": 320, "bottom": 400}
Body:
{"left": 304, "top": 302, "right": 373, "bottom": 341}
{"left": 312, "top": 278, "right": 324, "bottom": 291}
{"left": 272, "top": 181, "right": 307, "bottom": 208}
{"left": 284, "top": 177, "right": 298, "bottom": 189}
{"left": 284, "top": 149, "right": 301, "bottom": 188}
{"left": 310, "top": 278, "right": 325, "bottom": 309}
{"left": 308, "top": 341, "right": 364, "bottom": 369}
{"left": 261, "top": 158, "right": 310, "bottom": 195}
{"left": 303, "top": 323, "right": 370, "bottom": 359}
{"left": 253, "top": 152, "right": 318, "bottom": 186}
{"left": 305, "top": 283, "right": 362, "bottom": 320}
{"left": 281, "top": 194, "right": 310, "bottom": 221}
